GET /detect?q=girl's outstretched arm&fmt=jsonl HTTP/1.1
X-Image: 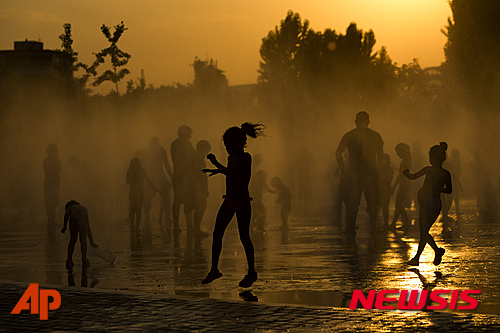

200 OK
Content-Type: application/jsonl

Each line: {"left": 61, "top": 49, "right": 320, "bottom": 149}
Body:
{"left": 205, "top": 153, "right": 229, "bottom": 176}
{"left": 403, "top": 167, "right": 427, "bottom": 180}
{"left": 202, "top": 168, "right": 224, "bottom": 177}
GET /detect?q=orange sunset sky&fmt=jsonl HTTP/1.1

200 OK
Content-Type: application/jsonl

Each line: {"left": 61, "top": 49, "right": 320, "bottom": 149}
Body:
{"left": 0, "top": 0, "right": 451, "bottom": 91}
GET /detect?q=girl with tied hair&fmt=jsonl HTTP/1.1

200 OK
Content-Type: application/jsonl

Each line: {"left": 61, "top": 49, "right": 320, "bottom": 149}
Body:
{"left": 404, "top": 142, "right": 452, "bottom": 266}
{"left": 202, "top": 122, "right": 265, "bottom": 288}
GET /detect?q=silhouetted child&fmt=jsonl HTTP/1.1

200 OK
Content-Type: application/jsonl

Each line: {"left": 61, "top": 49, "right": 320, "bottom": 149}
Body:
{"left": 126, "top": 158, "right": 156, "bottom": 231}
{"left": 201, "top": 122, "right": 265, "bottom": 288}
{"left": 270, "top": 177, "right": 292, "bottom": 230}
{"left": 183, "top": 140, "right": 212, "bottom": 238}
{"left": 391, "top": 143, "right": 412, "bottom": 231}
{"left": 61, "top": 200, "right": 98, "bottom": 269}
{"left": 404, "top": 142, "right": 452, "bottom": 266}
{"left": 250, "top": 170, "right": 272, "bottom": 232}
{"left": 43, "top": 144, "right": 61, "bottom": 230}
{"left": 378, "top": 153, "right": 394, "bottom": 229}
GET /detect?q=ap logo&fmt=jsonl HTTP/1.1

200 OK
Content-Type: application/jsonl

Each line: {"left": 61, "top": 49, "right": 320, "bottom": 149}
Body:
{"left": 11, "top": 283, "right": 61, "bottom": 320}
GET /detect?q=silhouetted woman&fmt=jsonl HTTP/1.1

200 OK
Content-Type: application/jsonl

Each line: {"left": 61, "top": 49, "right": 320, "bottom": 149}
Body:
{"left": 404, "top": 142, "right": 452, "bottom": 266}
{"left": 201, "top": 122, "right": 265, "bottom": 288}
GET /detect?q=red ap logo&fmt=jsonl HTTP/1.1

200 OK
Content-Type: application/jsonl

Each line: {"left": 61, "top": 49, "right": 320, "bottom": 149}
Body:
{"left": 11, "top": 283, "right": 61, "bottom": 320}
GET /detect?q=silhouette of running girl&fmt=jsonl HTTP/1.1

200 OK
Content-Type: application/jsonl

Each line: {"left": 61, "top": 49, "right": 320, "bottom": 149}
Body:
{"left": 201, "top": 122, "right": 265, "bottom": 288}
{"left": 404, "top": 142, "right": 452, "bottom": 266}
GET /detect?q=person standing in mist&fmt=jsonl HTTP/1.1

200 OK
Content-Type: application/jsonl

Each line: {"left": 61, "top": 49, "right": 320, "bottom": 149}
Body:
{"left": 171, "top": 125, "right": 196, "bottom": 234}
{"left": 43, "top": 143, "right": 61, "bottom": 231}
{"left": 126, "top": 157, "right": 156, "bottom": 231}
{"left": 201, "top": 122, "right": 265, "bottom": 288}
{"left": 378, "top": 153, "right": 394, "bottom": 229}
{"left": 140, "top": 137, "right": 173, "bottom": 229}
{"left": 182, "top": 140, "right": 212, "bottom": 238}
{"left": 390, "top": 143, "right": 412, "bottom": 231}
{"left": 335, "top": 111, "right": 384, "bottom": 236}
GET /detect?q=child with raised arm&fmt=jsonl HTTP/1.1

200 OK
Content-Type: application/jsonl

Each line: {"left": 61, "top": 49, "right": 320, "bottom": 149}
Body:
{"left": 404, "top": 142, "right": 452, "bottom": 266}
{"left": 61, "top": 200, "right": 98, "bottom": 269}
{"left": 201, "top": 122, "right": 265, "bottom": 288}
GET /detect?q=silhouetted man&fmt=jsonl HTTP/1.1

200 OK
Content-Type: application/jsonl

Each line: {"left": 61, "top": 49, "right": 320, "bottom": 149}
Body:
{"left": 335, "top": 111, "right": 383, "bottom": 235}
{"left": 141, "top": 137, "right": 173, "bottom": 227}
{"left": 171, "top": 125, "right": 196, "bottom": 234}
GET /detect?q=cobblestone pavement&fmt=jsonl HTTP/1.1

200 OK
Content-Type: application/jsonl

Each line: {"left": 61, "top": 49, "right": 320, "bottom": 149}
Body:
{"left": 2, "top": 280, "right": 500, "bottom": 332}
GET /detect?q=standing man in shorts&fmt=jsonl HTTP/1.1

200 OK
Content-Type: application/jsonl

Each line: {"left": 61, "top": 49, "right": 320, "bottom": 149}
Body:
{"left": 335, "top": 111, "right": 384, "bottom": 236}
{"left": 171, "top": 125, "right": 196, "bottom": 234}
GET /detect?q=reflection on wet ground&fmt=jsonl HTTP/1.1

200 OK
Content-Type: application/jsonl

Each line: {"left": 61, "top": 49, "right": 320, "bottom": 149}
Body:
{"left": 1, "top": 200, "right": 499, "bottom": 315}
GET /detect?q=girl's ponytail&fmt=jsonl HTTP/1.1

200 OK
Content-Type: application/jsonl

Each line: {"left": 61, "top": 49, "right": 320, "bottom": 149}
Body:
{"left": 240, "top": 122, "right": 265, "bottom": 139}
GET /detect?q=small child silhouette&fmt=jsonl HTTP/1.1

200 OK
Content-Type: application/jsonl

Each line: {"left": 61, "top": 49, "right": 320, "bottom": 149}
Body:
{"left": 270, "top": 177, "right": 292, "bottom": 230}
{"left": 61, "top": 200, "right": 98, "bottom": 269}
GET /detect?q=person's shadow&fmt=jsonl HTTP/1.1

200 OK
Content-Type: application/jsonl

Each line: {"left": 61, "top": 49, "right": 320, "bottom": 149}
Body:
{"left": 67, "top": 265, "right": 99, "bottom": 288}
{"left": 408, "top": 268, "right": 444, "bottom": 311}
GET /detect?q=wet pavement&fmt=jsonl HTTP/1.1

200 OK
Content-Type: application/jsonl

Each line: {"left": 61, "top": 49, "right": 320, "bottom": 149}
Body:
{"left": 1, "top": 199, "right": 500, "bottom": 331}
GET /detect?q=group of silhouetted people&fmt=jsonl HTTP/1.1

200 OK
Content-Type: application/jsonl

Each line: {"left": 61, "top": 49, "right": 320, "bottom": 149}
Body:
{"left": 334, "top": 111, "right": 453, "bottom": 266}
{"left": 127, "top": 126, "right": 212, "bottom": 239}
{"left": 45, "top": 112, "right": 461, "bottom": 289}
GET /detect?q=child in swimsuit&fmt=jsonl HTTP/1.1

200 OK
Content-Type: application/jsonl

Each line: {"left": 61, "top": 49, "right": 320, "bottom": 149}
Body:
{"left": 404, "top": 142, "right": 452, "bottom": 266}
{"left": 201, "top": 122, "right": 265, "bottom": 287}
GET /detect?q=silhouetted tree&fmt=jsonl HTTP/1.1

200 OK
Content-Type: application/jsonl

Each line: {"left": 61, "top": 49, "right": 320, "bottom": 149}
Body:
{"left": 258, "top": 11, "right": 397, "bottom": 126}
{"left": 58, "top": 23, "right": 78, "bottom": 68}
{"left": 91, "top": 21, "right": 131, "bottom": 94}
{"left": 58, "top": 23, "right": 95, "bottom": 94}
{"left": 443, "top": 0, "right": 500, "bottom": 114}
{"left": 258, "top": 11, "right": 310, "bottom": 109}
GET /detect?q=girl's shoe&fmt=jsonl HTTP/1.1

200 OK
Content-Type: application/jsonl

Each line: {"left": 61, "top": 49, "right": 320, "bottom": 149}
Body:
{"left": 239, "top": 272, "right": 258, "bottom": 288}
{"left": 202, "top": 270, "right": 223, "bottom": 284}
{"left": 433, "top": 248, "right": 445, "bottom": 265}
{"left": 407, "top": 257, "right": 419, "bottom": 266}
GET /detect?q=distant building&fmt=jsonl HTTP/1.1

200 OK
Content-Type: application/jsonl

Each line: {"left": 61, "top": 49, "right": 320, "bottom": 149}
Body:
{"left": 0, "top": 40, "right": 73, "bottom": 90}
